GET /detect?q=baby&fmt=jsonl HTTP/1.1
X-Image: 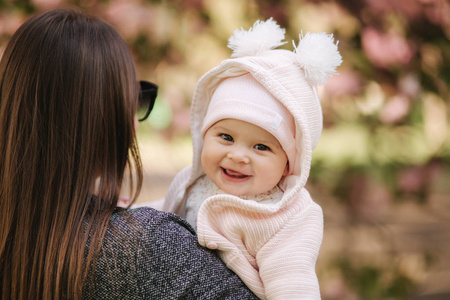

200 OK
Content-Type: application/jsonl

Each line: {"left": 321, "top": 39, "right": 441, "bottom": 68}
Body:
{"left": 162, "top": 19, "right": 342, "bottom": 299}
{"left": 183, "top": 73, "right": 293, "bottom": 229}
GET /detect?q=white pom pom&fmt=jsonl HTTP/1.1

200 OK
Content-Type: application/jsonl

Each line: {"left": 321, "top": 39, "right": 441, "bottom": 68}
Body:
{"left": 228, "top": 18, "right": 286, "bottom": 58}
{"left": 294, "top": 32, "right": 342, "bottom": 86}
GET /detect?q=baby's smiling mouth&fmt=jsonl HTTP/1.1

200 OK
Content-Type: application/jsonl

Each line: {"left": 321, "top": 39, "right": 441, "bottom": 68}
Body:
{"left": 221, "top": 167, "right": 250, "bottom": 178}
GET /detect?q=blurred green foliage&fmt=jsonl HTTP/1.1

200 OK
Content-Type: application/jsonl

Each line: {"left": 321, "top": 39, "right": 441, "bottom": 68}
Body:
{"left": 1, "top": 0, "right": 449, "bottom": 298}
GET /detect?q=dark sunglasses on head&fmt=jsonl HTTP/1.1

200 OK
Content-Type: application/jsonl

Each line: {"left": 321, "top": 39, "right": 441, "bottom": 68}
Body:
{"left": 137, "top": 80, "right": 158, "bottom": 122}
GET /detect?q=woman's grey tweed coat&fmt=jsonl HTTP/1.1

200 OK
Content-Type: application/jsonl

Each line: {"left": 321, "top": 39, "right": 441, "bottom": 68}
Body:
{"left": 83, "top": 207, "right": 256, "bottom": 299}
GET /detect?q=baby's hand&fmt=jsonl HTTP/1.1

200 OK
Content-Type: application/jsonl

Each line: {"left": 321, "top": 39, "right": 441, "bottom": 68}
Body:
{"left": 117, "top": 196, "right": 131, "bottom": 208}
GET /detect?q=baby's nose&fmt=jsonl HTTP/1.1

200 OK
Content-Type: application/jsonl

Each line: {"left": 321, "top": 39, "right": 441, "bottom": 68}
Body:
{"left": 227, "top": 149, "right": 250, "bottom": 164}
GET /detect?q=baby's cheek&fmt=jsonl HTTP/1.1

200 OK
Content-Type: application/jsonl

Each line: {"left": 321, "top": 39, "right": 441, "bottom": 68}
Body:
{"left": 200, "top": 151, "right": 211, "bottom": 174}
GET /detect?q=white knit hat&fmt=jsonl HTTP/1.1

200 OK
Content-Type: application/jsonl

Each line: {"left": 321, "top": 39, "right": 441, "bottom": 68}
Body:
{"left": 191, "top": 18, "right": 342, "bottom": 180}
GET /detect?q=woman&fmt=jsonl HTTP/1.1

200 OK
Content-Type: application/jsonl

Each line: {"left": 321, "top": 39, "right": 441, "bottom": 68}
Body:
{"left": 0, "top": 9, "right": 256, "bottom": 299}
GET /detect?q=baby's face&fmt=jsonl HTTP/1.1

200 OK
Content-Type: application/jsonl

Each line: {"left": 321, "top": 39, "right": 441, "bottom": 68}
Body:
{"left": 201, "top": 119, "right": 288, "bottom": 197}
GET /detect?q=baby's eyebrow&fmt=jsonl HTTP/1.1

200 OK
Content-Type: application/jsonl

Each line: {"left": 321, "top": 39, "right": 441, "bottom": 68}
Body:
{"left": 211, "top": 125, "right": 230, "bottom": 132}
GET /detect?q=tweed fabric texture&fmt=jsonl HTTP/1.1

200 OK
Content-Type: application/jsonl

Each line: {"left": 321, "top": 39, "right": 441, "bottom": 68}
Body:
{"left": 83, "top": 207, "right": 257, "bottom": 299}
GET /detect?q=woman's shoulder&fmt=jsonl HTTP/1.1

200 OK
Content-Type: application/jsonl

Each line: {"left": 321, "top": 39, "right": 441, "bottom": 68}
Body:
{"left": 86, "top": 206, "right": 257, "bottom": 299}
{"left": 109, "top": 206, "right": 196, "bottom": 242}
{"left": 113, "top": 206, "right": 190, "bottom": 225}
{"left": 86, "top": 208, "right": 193, "bottom": 298}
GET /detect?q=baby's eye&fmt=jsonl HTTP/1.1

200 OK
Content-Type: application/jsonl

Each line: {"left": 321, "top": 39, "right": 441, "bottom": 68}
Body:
{"left": 254, "top": 144, "right": 270, "bottom": 151}
{"left": 220, "top": 134, "right": 233, "bottom": 142}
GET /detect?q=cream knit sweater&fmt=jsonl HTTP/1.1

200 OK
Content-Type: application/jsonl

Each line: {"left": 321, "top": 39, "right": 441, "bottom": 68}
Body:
{"left": 165, "top": 167, "right": 323, "bottom": 299}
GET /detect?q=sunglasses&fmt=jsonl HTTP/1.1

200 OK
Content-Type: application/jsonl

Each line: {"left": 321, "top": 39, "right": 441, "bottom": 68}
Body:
{"left": 137, "top": 80, "right": 158, "bottom": 122}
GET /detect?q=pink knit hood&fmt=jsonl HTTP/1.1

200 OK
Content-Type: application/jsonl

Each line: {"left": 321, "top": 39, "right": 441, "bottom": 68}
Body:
{"left": 184, "top": 19, "right": 342, "bottom": 212}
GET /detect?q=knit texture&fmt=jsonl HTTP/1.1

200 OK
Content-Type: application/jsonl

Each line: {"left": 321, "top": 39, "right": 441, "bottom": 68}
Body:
{"left": 83, "top": 207, "right": 257, "bottom": 299}
{"left": 185, "top": 174, "right": 283, "bottom": 230}
{"left": 165, "top": 167, "right": 323, "bottom": 299}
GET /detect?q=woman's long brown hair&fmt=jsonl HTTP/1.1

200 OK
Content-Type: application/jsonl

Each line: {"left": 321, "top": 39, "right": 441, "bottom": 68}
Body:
{"left": 0, "top": 9, "right": 143, "bottom": 299}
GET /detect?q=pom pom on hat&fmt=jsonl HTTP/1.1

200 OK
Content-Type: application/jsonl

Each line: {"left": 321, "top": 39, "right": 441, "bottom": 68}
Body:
{"left": 228, "top": 18, "right": 287, "bottom": 58}
{"left": 294, "top": 32, "right": 343, "bottom": 86}
{"left": 227, "top": 19, "right": 342, "bottom": 86}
